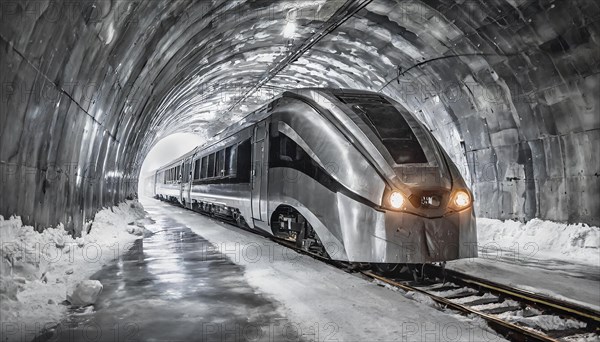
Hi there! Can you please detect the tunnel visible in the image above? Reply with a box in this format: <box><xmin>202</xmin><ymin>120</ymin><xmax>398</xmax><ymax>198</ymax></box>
<box><xmin>0</xmin><ymin>0</ymin><xmax>600</xmax><ymax>341</ymax></box>
<box><xmin>1</xmin><ymin>1</ymin><xmax>599</xmax><ymax>341</ymax></box>
<box><xmin>1</xmin><ymin>0</ymin><xmax>598</xmax><ymax>233</ymax></box>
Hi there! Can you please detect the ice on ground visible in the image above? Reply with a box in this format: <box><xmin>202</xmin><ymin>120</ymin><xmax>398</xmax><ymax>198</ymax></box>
<box><xmin>144</xmin><ymin>200</ymin><xmax>506</xmax><ymax>342</ymax></box>
<box><xmin>0</xmin><ymin>200</ymin><xmax>147</xmax><ymax>341</ymax></box>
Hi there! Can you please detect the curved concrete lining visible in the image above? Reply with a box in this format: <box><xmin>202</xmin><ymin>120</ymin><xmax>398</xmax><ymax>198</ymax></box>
<box><xmin>0</xmin><ymin>0</ymin><xmax>598</xmax><ymax>233</ymax></box>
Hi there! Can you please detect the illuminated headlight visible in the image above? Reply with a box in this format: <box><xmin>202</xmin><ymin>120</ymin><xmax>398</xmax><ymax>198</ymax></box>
<box><xmin>389</xmin><ymin>191</ymin><xmax>405</xmax><ymax>209</ymax></box>
<box><xmin>453</xmin><ymin>190</ymin><xmax>471</xmax><ymax>208</ymax></box>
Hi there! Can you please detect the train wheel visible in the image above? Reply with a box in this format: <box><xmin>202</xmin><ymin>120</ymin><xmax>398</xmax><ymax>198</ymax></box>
<box><xmin>372</xmin><ymin>263</ymin><xmax>401</xmax><ymax>276</ymax></box>
<box><xmin>271</xmin><ymin>205</ymin><xmax>329</xmax><ymax>259</ymax></box>
<box><xmin>233</xmin><ymin>211</ymin><xmax>245</xmax><ymax>228</ymax></box>
<box><xmin>236</xmin><ymin>215</ymin><xmax>248</xmax><ymax>228</ymax></box>
<box><xmin>295</xmin><ymin>224</ymin><xmax>306</xmax><ymax>249</ymax></box>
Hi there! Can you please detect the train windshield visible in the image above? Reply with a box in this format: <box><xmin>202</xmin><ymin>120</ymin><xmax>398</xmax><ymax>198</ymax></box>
<box><xmin>336</xmin><ymin>94</ymin><xmax>428</xmax><ymax>164</ymax></box>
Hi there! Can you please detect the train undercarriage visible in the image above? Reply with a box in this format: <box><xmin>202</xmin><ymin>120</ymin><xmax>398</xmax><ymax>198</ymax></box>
<box><xmin>154</xmin><ymin>195</ymin><xmax>437</xmax><ymax>281</ymax></box>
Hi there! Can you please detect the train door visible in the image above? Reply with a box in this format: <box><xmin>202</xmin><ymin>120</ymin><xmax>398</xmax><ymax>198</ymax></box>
<box><xmin>251</xmin><ymin>121</ymin><xmax>268</xmax><ymax>224</ymax></box>
<box><xmin>153</xmin><ymin>171</ymin><xmax>158</xmax><ymax>197</ymax></box>
<box><xmin>180</xmin><ymin>158</ymin><xmax>191</xmax><ymax>208</ymax></box>
<box><xmin>178</xmin><ymin>160</ymin><xmax>184</xmax><ymax>205</ymax></box>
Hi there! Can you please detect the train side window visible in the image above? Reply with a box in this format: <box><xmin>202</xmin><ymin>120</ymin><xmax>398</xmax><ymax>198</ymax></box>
<box><xmin>280</xmin><ymin>135</ymin><xmax>297</xmax><ymax>162</ymax></box>
<box><xmin>188</xmin><ymin>162</ymin><xmax>191</xmax><ymax>181</ymax></box>
<box><xmin>236</xmin><ymin>139</ymin><xmax>251</xmax><ymax>182</ymax></box>
<box><xmin>208</xmin><ymin>154</ymin><xmax>216</xmax><ymax>178</ymax></box>
<box><xmin>193</xmin><ymin>159</ymin><xmax>201</xmax><ymax>180</ymax></box>
<box><xmin>271</xmin><ymin>134</ymin><xmax>300</xmax><ymax>164</ymax></box>
<box><xmin>225</xmin><ymin>145</ymin><xmax>237</xmax><ymax>177</ymax></box>
<box><xmin>201</xmin><ymin>156</ymin><xmax>208</xmax><ymax>179</ymax></box>
<box><xmin>270</xmin><ymin>132</ymin><xmax>321</xmax><ymax>180</ymax></box>
<box><xmin>216</xmin><ymin>150</ymin><xmax>225</xmax><ymax>177</ymax></box>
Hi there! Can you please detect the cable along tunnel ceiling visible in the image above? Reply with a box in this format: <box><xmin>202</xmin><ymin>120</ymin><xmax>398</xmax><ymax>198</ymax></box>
<box><xmin>0</xmin><ymin>0</ymin><xmax>598</xmax><ymax>233</ymax></box>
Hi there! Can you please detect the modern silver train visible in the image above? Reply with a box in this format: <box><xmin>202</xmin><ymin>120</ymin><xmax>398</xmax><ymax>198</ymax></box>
<box><xmin>150</xmin><ymin>88</ymin><xmax>477</xmax><ymax>265</ymax></box>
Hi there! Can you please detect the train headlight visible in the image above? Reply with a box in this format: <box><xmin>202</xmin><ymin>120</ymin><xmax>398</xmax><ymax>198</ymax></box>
<box><xmin>452</xmin><ymin>190</ymin><xmax>471</xmax><ymax>209</ymax></box>
<box><xmin>389</xmin><ymin>191</ymin><xmax>405</xmax><ymax>209</ymax></box>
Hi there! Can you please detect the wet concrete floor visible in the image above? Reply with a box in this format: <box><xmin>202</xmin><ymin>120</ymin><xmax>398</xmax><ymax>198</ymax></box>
<box><xmin>37</xmin><ymin>215</ymin><xmax>302</xmax><ymax>342</ymax></box>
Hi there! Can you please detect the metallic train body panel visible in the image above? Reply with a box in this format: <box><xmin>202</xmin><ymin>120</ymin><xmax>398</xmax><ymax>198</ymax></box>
<box><xmin>336</xmin><ymin>193</ymin><xmax>477</xmax><ymax>263</ymax></box>
<box><xmin>271</xmin><ymin>97</ymin><xmax>386</xmax><ymax>205</ymax></box>
<box><xmin>153</xmin><ymin>89</ymin><xmax>478</xmax><ymax>263</ymax></box>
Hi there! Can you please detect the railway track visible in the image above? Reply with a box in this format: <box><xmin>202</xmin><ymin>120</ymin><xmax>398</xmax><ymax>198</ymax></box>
<box><xmin>362</xmin><ymin>268</ymin><xmax>599</xmax><ymax>342</ymax></box>
<box><xmin>272</xmin><ymin>237</ymin><xmax>599</xmax><ymax>342</ymax></box>
<box><xmin>164</xmin><ymin>200</ymin><xmax>600</xmax><ymax>342</ymax></box>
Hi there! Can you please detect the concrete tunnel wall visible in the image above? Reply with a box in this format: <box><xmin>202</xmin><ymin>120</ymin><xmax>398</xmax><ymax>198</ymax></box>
<box><xmin>0</xmin><ymin>0</ymin><xmax>598</xmax><ymax>235</ymax></box>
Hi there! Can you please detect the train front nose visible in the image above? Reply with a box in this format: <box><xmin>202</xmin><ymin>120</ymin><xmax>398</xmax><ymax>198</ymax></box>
<box><xmin>381</xmin><ymin>209</ymin><xmax>478</xmax><ymax>263</ymax></box>
<box><xmin>336</xmin><ymin>192</ymin><xmax>478</xmax><ymax>264</ymax></box>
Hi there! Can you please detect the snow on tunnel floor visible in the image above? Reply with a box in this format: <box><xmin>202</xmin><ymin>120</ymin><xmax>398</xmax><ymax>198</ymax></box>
<box><xmin>37</xmin><ymin>214</ymin><xmax>300</xmax><ymax>342</ymax></box>
<box><xmin>0</xmin><ymin>201</ymin><xmax>148</xmax><ymax>342</ymax></box>
<box><xmin>448</xmin><ymin>218</ymin><xmax>600</xmax><ymax>312</ymax></box>
<box><xmin>3</xmin><ymin>197</ymin><xmax>596</xmax><ymax>342</ymax></box>
<box><xmin>137</xmin><ymin>199</ymin><xmax>505</xmax><ymax>342</ymax></box>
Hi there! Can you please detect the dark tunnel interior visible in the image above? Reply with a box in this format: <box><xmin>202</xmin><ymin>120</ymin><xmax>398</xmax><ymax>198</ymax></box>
<box><xmin>0</xmin><ymin>0</ymin><xmax>599</xmax><ymax>234</ymax></box>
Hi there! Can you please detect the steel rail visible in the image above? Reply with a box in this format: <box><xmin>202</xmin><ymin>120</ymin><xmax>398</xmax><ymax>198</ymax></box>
<box><xmin>425</xmin><ymin>265</ymin><xmax>600</xmax><ymax>325</ymax></box>
<box><xmin>268</xmin><ymin>238</ymin><xmax>599</xmax><ymax>341</ymax></box>
<box><xmin>361</xmin><ymin>270</ymin><xmax>559</xmax><ymax>342</ymax></box>
<box><xmin>265</xmin><ymin>235</ymin><xmax>597</xmax><ymax>341</ymax></box>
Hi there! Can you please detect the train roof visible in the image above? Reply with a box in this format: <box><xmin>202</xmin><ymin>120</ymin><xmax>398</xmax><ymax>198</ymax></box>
<box><xmin>153</xmin><ymin>88</ymin><xmax>385</xmax><ymax>173</ymax></box>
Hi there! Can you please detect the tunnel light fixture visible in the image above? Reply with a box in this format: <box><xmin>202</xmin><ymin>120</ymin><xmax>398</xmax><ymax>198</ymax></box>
<box><xmin>389</xmin><ymin>191</ymin><xmax>405</xmax><ymax>209</ymax></box>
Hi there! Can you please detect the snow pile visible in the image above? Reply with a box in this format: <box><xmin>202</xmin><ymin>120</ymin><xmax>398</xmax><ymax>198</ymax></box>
<box><xmin>476</xmin><ymin>218</ymin><xmax>600</xmax><ymax>265</ymax></box>
<box><xmin>67</xmin><ymin>280</ymin><xmax>103</xmax><ymax>307</ymax></box>
<box><xmin>0</xmin><ymin>200</ymin><xmax>147</xmax><ymax>341</ymax></box>
<box><xmin>470</xmin><ymin>299</ymin><xmax>521</xmax><ymax>311</ymax></box>
<box><xmin>498</xmin><ymin>311</ymin><xmax>586</xmax><ymax>331</ymax></box>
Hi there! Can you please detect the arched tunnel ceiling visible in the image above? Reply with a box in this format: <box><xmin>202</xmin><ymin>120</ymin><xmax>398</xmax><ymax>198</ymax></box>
<box><xmin>0</xmin><ymin>0</ymin><xmax>598</xmax><ymax>233</ymax></box>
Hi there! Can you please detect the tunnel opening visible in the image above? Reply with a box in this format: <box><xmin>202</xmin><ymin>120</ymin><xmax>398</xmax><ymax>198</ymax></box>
<box><xmin>137</xmin><ymin>133</ymin><xmax>205</xmax><ymax>200</ymax></box>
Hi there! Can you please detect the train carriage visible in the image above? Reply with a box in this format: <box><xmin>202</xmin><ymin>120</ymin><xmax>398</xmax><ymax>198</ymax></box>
<box><xmin>152</xmin><ymin>88</ymin><xmax>478</xmax><ymax>265</ymax></box>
